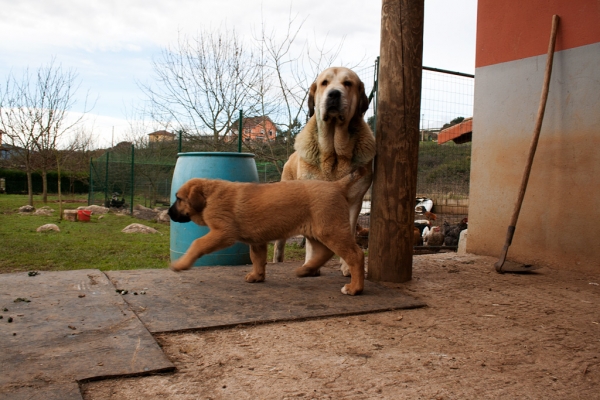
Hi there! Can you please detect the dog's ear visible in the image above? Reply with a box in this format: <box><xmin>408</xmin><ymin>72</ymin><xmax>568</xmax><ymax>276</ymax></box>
<box><xmin>356</xmin><ymin>81</ymin><xmax>370</xmax><ymax>117</ymax></box>
<box><xmin>188</xmin><ymin>185</ymin><xmax>207</xmax><ymax>212</ymax></box>
<box><xmin>307</xmin><ymin>81</ymin><xmax>317</xmax><ymax>118</ymax></box>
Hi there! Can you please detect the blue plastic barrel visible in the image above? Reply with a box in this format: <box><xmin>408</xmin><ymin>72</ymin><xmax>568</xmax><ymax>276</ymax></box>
<box><xmin>170</xmin><ymin>152</ymin><xmax>259</xmax><ymax>266</ymax></box>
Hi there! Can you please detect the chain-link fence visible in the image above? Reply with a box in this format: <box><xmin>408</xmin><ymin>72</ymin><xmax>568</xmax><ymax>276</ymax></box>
<box><xmin>88</xmin><ymin>142</ymin><xmax>178</xmax><ymax>211</ymax></box>
<box><xmin>359</xmin><ymin>65</ymin><xmax>473</xmax><ymax>222</ymax></box>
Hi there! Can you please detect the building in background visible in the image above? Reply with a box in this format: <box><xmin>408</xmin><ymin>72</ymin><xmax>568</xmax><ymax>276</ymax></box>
<box><xmin>148</xmin><ymin>130</ymin><xmax>176</xmax><ymax>143</ymax></box>
<box><xmin>229</xmin><ymin>116</ymin><xmax>277</xmax><ymax>142</ymax></box>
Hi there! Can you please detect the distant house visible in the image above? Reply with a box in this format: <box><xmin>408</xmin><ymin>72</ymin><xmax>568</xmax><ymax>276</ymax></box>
<box><xmin>0</xmin><ymin>130</ymin><xmax>23</xmax><ymax>161</ymax></box>
<box><xmin>229</xmin><ymin>116</ymin><xmax>277</xmax><ymax>142</ymax></box>
<box><xmin>148</xmin><ymin>130</ymin><xmax>176</xmax><ymax>142</ymax></box>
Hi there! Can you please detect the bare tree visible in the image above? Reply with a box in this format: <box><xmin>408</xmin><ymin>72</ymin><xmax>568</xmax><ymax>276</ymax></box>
<box><xmin>0</xmin><ymin>59</ymin><xmax>89</xmax><ymax>206</ymax></box>
<box><xmin>35</xmin><ymin>60</ymin><xmax>90</xmax><ymax>203</ymax></box>
<box><xmin>55</xmin><ymin>127</ymin><xmax>95</xmax><ymax>218</ymax></box>
<box><xmin>247</xmin><ymin>10</ymin><xmax>347</xmax><ymax>170</ymax></box>
<box><xmin>0</xmin><ymin>69</ymin><xmax>43</xmax><ymax>205</ymax></box>
<box><xmin>141</xmin><ymin>28</ymin><xmax>262</xmax><ymax>148</ymax></box>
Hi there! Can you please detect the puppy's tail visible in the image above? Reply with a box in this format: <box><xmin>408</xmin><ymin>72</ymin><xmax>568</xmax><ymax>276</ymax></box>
<box><xmin>338</xmin><ymin>166</ymin><xmax>369</xmax><ymax>196</ymax></box>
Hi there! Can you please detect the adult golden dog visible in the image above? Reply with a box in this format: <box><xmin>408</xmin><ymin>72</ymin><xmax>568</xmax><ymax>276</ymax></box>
<box><xmin>273</xmin><ymin>67</ymin><xmax>376</xmax><ymax>277</ymax></box>
<box><xmin>168</xmin><ymin>169</ymin><xmax>368</xmax><ymax>295</ymax></box>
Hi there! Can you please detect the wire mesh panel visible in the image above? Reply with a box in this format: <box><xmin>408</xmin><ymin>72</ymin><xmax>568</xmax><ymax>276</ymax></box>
<box><xmin>420</xmin><ymin>67</ymin><xmax>474</xmax><ymax>134</ymax></box>
<box><xmin>418</xmin><ymin>67</ymin><xmax>473</xmax><ymax>223</ymax></box>
<box><xmin>354</xmin><ymin>61</ymin><xmax>379</xmax><ymax>133</ymax></box>
<box><xmin>358</xmin><ymin>65</ymin><xmax>474</xmax><ymax>248</ymax></box>
<box><xmin>89</xmin><ymin>143</ymin><xmax>177</xmax><ymax>210</ymax></box>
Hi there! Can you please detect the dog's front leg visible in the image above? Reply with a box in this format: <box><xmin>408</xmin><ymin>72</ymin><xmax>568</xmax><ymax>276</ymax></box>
<box><xmin>170</xmin><ymin>232</ymin><xmax>234</xmax><ymax>271</ymax></box>
<box><xmin>340</xmin><ymin>200</ymin><xmax>363</xmax><ymax>276</ymax></box>
<box><xmin>340</xmin><ymin>246</ymin><xmax>365</xmax><ymax>296</ymax></box>
<box><xmin>246</xmin><ymin>243</ymin><xmax>268</xmax><ymax>282</ymax></box>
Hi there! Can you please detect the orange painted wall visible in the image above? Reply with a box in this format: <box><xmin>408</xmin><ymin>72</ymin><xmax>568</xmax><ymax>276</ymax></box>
<box><xmin>476</xmin><ymin>0</ymin><xmax>600</xmax><ymax>67</ymax></box>
<box><xmin>469</xmin><ymin>0</ymin><xmax>600</xmax><ymax>272</ymax></box>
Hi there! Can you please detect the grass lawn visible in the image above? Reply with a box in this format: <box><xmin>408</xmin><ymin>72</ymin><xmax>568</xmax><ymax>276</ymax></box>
<box><xmin>0</xmin><ymin>194</ymin><xmax>306</xmax><ymax>274</ymax></box>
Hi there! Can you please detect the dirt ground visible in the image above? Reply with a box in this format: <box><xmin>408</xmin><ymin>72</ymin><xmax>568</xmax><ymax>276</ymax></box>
<box><xmin>82</xmin><ymin>253</ymin><xmax>599</xmax><ymax>399</ymax></box>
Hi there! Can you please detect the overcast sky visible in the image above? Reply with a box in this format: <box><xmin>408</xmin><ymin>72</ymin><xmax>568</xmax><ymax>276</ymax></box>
<box><xmin>1</xmin><ymin>0</ymin><xmax>477</xmax><ymax>148</ymax></box>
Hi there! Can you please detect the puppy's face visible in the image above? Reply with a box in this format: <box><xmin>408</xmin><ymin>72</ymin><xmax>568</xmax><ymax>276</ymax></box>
<box><xmin>168</xmin><ymin>179</ymin><xmax>207</xmax><ymax>223</ymax></box>
<box><xmin>308</xmin><ymin>67</ymin><xmax>369</xmax><ymax>124</ymax></box>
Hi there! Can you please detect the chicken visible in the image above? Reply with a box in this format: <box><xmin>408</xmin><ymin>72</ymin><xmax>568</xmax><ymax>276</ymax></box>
<box><xmin>424</xmin><ymin>211</ymin><xmax>437</xmax><ymax>221</ymax></box>
<box><xmin>425</xmin><ymin>226</ymin><xmax>445</xmax><ymax>247</ymax></box>
<box><xmin>355</xmin><ymin>223</ymin><xmax>370</xmax><ymax>249</ymax></box>
<box><xmin>443</xmin><ymin>218</ymin><xmax>468</xmax><ymax>246</ymax></box>
<box><xmin>413</xmin><ymin>227</ymin><xmax>423</xmax><ymax>246</ymax></box>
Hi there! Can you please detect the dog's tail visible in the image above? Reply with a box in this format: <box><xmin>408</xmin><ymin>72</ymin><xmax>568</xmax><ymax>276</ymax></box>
<box><xmin>337</xmin><ymin>166</ymin><xmax>369</xmax><ymax>197</ymax></box>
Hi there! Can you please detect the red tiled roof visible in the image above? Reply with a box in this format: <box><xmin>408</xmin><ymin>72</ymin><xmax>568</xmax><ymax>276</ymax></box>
<box><xmin>438</xmin><ymin>118</ymin><xmax>472</xmax><ymax>145</ymax></box>
<box><xmin>148</xmin><ymin>130</ymin><xmax>175</xmax><ymax>137</ymax></box>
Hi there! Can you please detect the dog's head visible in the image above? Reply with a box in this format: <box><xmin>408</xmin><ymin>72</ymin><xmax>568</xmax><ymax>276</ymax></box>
<box><xmin>168</xmin><ymin>179</ymin><xmax>207</xmax><ymax>223</ymax></box>
<box><xmin>308</xmin><ymin>67</ymin><xmax>369</xmax><ymax>125</ymax></box>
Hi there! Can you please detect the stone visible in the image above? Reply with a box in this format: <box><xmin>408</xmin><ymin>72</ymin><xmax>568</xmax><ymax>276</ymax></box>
<box><xmin>132</xmin><ymin>205</ymin><xmax>160</xmax><ymax>221</ymax></box>
<box><xmin>157</xmin><ymin>210</ymin><xmax>170</xmax><ymax>224</ymax></box>
<box><xmin>37</xmin><ymin>224</ymin><xmax>60</xmax><ymax>233</ymax></box>
<box><xmin>121</xmin><ymin>223</ymin><xmax>160</xmax><ymax>234</ymax></box>
<box><xmin>34</xmin><ymin>207</ymin><xmax>55</xmax><ymax>216</ymax></box>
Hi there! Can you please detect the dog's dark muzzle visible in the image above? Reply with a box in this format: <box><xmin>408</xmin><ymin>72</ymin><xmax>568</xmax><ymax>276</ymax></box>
<box><xmin>168</xmin><ymin>203</ymin><xmax>191</xmax><ymax>223</ymax></box>
<box><xmin>326</xmin><ymin>89</ymin><xmax>342</xmax><ymax>112</ymax></box>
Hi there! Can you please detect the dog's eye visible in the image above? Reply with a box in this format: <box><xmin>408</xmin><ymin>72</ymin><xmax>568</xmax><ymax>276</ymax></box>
<box><xmin>321</xmin><ymin>80</ymin><xmax>328</xmax><ymax>86</ymax></box>
<box><xmin>343</xmin><ymin>81</ymin><xmax>353</xmax><ymax>87</ymax></box>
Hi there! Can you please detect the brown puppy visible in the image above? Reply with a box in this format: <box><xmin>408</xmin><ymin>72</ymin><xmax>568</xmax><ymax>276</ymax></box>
<box><xmin>273</xmin><ymin>67</ymin><xmax>376</xmax><ymax>277</ymax></box>
<box><xmin>168</xmin><ymin>169</ymin><xmax>368</xmax><ymax>295</ymax></box>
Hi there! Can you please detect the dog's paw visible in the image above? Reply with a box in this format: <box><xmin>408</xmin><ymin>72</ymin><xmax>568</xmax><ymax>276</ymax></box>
<box><xmin>341</xmin><ymin>284</ymin><xmax>363</xmax><ymax>296</ymax></box>
<box><xmin>245</xmin><ymin>272</ymin><xmax>265</xmax><ymax>283</ymax></box>
<box><xmin>170</xmin><ymin>261</ymin><xmax>192</xmax><ymax>272</ymax></box>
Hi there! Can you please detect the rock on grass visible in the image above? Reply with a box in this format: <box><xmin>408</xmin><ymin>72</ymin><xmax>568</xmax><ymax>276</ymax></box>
<box><xmin>37</xmin><ymin>224</ymin><xmax>60</xmax><ymax>233</ymax></box>
<box><xmin>121</xmin><ymin>223</ymin><xmax>160</xmax><ymax>234</ymax></box>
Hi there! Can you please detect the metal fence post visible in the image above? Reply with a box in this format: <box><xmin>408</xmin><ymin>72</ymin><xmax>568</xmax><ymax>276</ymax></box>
<box><xmin>104</xmin><ymin>151</ymin><xmax>110</xmax><ymax>207</ymax></box>
<box><xmin>130</xmin><ymin>144</ymin><xmax>135</xmax><ymax>215</ymax></box>
<box><xmin>238</xmin><ymin>109</ymin><xmax>243</xmax><ymax>153</ymax></box>
<box><xmin>88</xmin><ymin>157</ymin><xmax>93</xmax><ymax>205</ymax></box>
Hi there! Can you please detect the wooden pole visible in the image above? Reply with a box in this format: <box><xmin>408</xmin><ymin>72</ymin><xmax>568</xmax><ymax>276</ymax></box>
<box><xmin>368</xmin><ymin>0</ymin><xmax>424</xmax><ymax>283</ymax></box>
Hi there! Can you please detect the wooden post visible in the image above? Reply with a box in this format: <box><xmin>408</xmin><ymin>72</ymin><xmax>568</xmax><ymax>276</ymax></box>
<box><xmin>368</xmin><ymin>0</ymin><xmax>424</xmax><ymax>283</ymax></box>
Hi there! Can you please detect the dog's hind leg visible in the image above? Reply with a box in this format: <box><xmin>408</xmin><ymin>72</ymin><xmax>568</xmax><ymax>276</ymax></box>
<box><xmin>246</xmin><ymin>243</ymin><xmax>268</xmax><ymax>283</ymax></box>
<box><xmin>273</xmin><ymin>238</ymin><xmax>286</xmax><ymax>262</ymax></box>
<box><xmin>295</xmin><ymin>239</ymin><xmax>334</xmax><ymax>277</ymax></box>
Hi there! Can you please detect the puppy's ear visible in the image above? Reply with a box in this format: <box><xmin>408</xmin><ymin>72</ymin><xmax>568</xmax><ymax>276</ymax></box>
<box><xmin>188</xmin><ymin>185</ymin><xmax>207</xmax><ymax>212</ymax></box>
<box><xmin>307</xmin><ymin>82</ymin><xmax>317</xmax><ymax>118</ymax></box>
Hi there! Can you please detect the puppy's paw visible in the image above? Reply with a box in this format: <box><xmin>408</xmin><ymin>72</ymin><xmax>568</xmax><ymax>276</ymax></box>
<box><xmin>295</xmin><ymin>266</ymin><xmax>321</xmax><ymax>277</ymax></box>
<box><xmin>245</xmin><ymin>272</ymin><xmax>265</xmax><ymax>283</ymax></box>
<box><xmin>170</xmin><ymin>260</ymin><xmax>192</xmax><ymax>272</ymax></box>
<box><xmin>341</xmin><ymin>284</ymin><xmax>363</xmax><ymax>296</ymax></box>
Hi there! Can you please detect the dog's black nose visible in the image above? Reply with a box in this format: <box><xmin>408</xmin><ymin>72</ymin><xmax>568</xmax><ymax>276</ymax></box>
<box><xmin>327</xmin><ymin>89</ymin><xmax>341</xmax><ymax>100</ymax></box>
<box><xmin>168</xmin><ymin>203</ymin><xmax>191</xmax><ymax>223</ymax></box>
<box><xmin>325</xmin><ymin>89</ymin><xmax>342</xmax><ymax>113</ymax></box>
